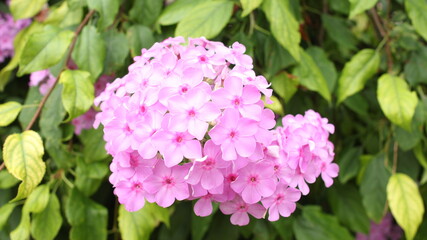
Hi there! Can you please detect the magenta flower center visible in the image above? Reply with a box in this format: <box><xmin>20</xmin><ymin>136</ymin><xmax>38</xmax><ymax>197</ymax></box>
<box><xmin>188</xmin><ymin>109</ymin><xmax>196</xmax><ymax>117</ymax></box>
<box><xmin>163</xmin><ymin>177</ymin><xmax>175</xmax><ymax>187</ymax></box>
<box><xmin>232</xmin><ymin>97</ymin><xmax>241</xmax><ymax>106</ymax></box>
<box><xmin>229</xmin><ymin>130</ymin><xmax>237</xmax><ymax>138</ymax></box>
<box><xmin>248</xmin><ymin>174</ymin><xmax>259</xmax><ymax>185</ymax></box>
<box><xmin>202</xmin><ymin>158</ymin><xmax>215</xmax><ymax>170</ymax></box>
<box><xmin>237</xmin><ymin>203</ymin><xmax>248</xmax><ymax>212</ymax></box>
<box><xmin>198</xmin><ymin>55</ymin><xmax>207</xmax><ymax>63</ymax></box>
<box><xmin>132</xmin><ymin>183</ymin><xmax>143</xmax><ymax>191</ymax></box>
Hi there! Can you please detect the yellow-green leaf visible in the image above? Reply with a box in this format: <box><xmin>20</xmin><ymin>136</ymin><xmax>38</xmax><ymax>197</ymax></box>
<box><xmin>23</xmin><ymin>184</ymin><xmax>50</xmax><ymax>213</ymax></box>
<box><xmin>59</xmin><ymin>70</ymin><xmax>94</xmax><ymax>121</ymax></box>
<box><xmin>3</xmin><ymin>130</ymin><xmax>45</xmax><ymax>201</ymax></box>
<box><xmin>263</xmin><ymin>0</ymin><xmax>301</xmax><ymax>61</ymax></box>
<box><xmin>10</xmin><ymin>0</ymin><xmax>47</xmax><ymax>19</ymax></box>
<box><xmin>387</xmin><ymin>173</ymin><xmax>424</xmax><ymax>240</ymax></box>
<box><xmin>0</xmin><ymin>203</ymin><xmax>16</xmax><ymax>230</ymax></box>
<box><xmin>377</xmin><ymin>74</ymin><xmax>418</xmax><ymax>131</ymax></box>
<box><xmin>175</xmin><ymin>0</ymin><xmax>234</xmax><ymax>39</ymax></box>
<box><xmin>31</xmin><ymin>194</ymin><xmax>63</xmax><ymax>240</ymax></box>
<box><xmin>240</xmin><ymin>0</ymin><xmax>263</xmax><ymax>17</ymax></box>
<box><xmin>10</xmin><ymin>211</ymin><xmax>30</xmax><ymax>240</ymax></box>
<box><xmin>0</xmin><ymin>101</ymin><xmax>22</xmax><ymax>127</ymax></box>
<box><xmin>337</xmin><ymin>49</ymin><xmax>380</xmax><ymax>104</ymax></box>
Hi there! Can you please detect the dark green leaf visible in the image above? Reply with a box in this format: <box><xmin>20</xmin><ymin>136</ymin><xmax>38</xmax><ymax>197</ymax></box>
<box><xmin>360</xmin><ymin>153</ymin><xmax>391</xmax><ymax>222</ymax></box>
<box><xmin>306</xmin><ymin>47</ymin><xmax>337</xmax><ymax>93</ymax></box>
<box><xmin>103</xmin><ymin>30</ymin><xmax>129</xmax><ymax>74</ymax></box>
<box><xmin>65</xmin><ymin>188</ymin><xmax>108</xmax><ymax>240</ymax></box>
<box><xmin>293</xmin><ymin>206</ymin><xmax>353</xmax><ymax>240</ymax></box>
<box><xmin>404</xmin><ymin>46</ymin><xmax>427</xmax><ymax>86</ymax></box>
<box><xmin>129</xmin><ymin>0</ymin><xmax>163</xmax><ymax>27</ymax></box>
<box><xmin>0</xmin><ymin>203</ymin><xmax>16</xmax><ymax>230</ymax></box>
<box><xmin>18</xmin><ymin>87</ymin><xmax>43</xmax><ymax>129</ymax></box>
<box><xmin>158</xmin><ymin>0</ymin><xmax>204</xmax><ymax>25</ymax></box>
<box><xmin>338</xmin><ymin>147</ymin><xmax>362</xmax><ymax>184</ymax></box>
<box><xmin>79</xmin><ymin>127</ymin><xmax>108</xmax><ymax>162</ymax></box>
<box><xmin>322</xmin><ymin>14</ymin><xmax>357</xmax><ymax>54</ymax></box>
<box><xmin>270</xmin><ymin>72</ymin><xmax>299</xmax><ymax>103</ymax></box>
<box><xmin>87</xmin><ymin>0</ymin><xmax>120</xmax><ymax>29</ymax></box>
<box><xmin>127</xmin><ymin>25</ymin><xmax>155</xmax><ymax>57</ymax></box>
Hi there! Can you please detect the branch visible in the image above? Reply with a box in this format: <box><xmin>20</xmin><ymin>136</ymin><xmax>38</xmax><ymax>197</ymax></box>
<box><xmin>0</xmin><ymin>162</ymin><xmax>4</xmax><ymax>171</ymax></box>
<box><xmin>25</xmin><ymin>10</ymin><xmax>96</xmax><ymax>131</ymax></box>
<box><xmin>370</xmin><ymin>7</ymin><xmax>393</xmax><ymax>73</ymax></box>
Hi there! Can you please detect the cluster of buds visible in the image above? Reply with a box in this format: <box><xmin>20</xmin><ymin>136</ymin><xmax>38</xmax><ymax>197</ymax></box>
<box><xmin>94</xmin><ymin>37</ymin><xmax>338</xmax><ymax>225</ymax></box>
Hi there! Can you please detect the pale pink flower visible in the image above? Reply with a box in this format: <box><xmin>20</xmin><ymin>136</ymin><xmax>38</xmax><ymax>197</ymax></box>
<box><xmin>219</xmin><ymin>197</ymin><xmax>266</xmax><ymax>226</ymax></box>
<box><xmin>261</xmin><ymin>183</ymin><xmax>301</xmax><ymax>221</ymax></box>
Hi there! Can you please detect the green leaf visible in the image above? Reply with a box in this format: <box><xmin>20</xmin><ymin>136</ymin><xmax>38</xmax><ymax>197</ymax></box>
<box><xmin>349</xmin><ymin>0</ymin><xmax>379</xmax><ymax>18</ymax></box>
<box><xmin>78</xmin><ymin>127</ymin><xmax>108</xmax><ymax>162</ymax></box>
<box><xmin>337</xmin><ymin>49</ymin><xmax>380</xmax><ymax>103</ymax></box>
<box><xmin>72</xmin><ymin>25</ymin><xmax>106</xmax><ymax>80</ymax></box>
<box><xmin>158</xmin><ymin>0</ymin><xmax>204</xmax><ymax>25</ymax></box>
<box><xmin>338</xmin><ymin>147</ymin><xmax>362</xmax><ymax>184</ymax></box>
<box><xmin>59</xmin><ymin>70</ymin><xmax>94</xmax><ymax>121</ymax></box>
<box><xmin>360</xmin><ymin>153</ymin><xmax>391</xmax><ymax>222</ymax></box>
<box><xmin>10</xmin><ymin>212</ymin><xmax>30</xmax><ymax>240</ymax></box>
<box><xmin>292</xmin><ymin>48</ymin><xmax>331</xmax><ymax>102</ymax></box>
<box><xmin>3</xmin><ymin>130</ymin><xmax>45</xmax><ymax>201</ymax></box>
<box><xmin>387</xmin><ymin>173</ymin><xmax>424</xmax><ymax>240</ymax></box>
<box><xmin>0</xmin><ymin>102</ymin><xmax>22</xmax><ymax>127</ymax></box>
<box><xmin>18</xmin><ymin>25</ymin><xmax>74</xmax><ymax>76</ymax></box>
<box><xmin>65</xmin><ymin>188</ymin><xmax>108</xmax><ymax>240</ymax></box>
<box><xmin>74</xmin><ymin>157</ymin><xmax>108</xmax><ymax>196</ymax></box>
<box><xmin>0</xmin><ymin>22</ymin><xmax>44</xmax><ymax>91</ymax></box>
<box><xmin>240</xmin><ymin>0</ymin><xmax>263</xmax><ymax>17</ymax></box>
<box><xmin>127</xmin><ymin>25</ymin><xmax>155</xmax><ymax>57</ymax></box>
<box><xmin>0</xmin><ymin>170</ymin><xmax>20</xmax><ymax>189</ymax></box>
<box><xmin>270</xmin><ymin>72</ymin><xmax>299</xmax><ymax>103</ymax></box>
<box><xmin>327</xmin><ymin>0</ymin><xmax>350</xmax><ymax>15</ymax></box>
<box><xmin>44</xmin><ymin>1</ymin><xmax>83</xmax><ymax>28</ymax></box>
<box><xmin>0</xmin><ymin>203</ymin><xmax>16</xmax><ymax>230</ymax></box>
<box><xmin>19</xmin><ymin>87</ymin><xmax>42</xmax><ymax>129</ymax></box>
<box><xmin>260</xmin><ymin>35</ymin><xmax>296</xmax><ymax>78</ymax></box>
<box><xmin>263</xmin><ymin>0</ymin><xmax>301</xmax><ymax>61</ymax></box>
<box><xmin>271</xmin><ymin>217</ymin><xmax>294</xmax><ymax>240</ymax></box>
<box><xmin>328</xmin><ymin>183</ymin><xmax>370</xmax><ymax>233</ymax></box>
<box><xmin>395</xmin><ymin>126</ymin><xmax>422</xmax><ymax>151</ymax></box>
<box><xmin>129</xmin><ymin>0</ymin><xmax>163</xmax><ymax>27</ymax></box>
<box><xmin>23</xmin><ymin>184</ymin><xmax>49</xmax><ymax>213</ymax></box>
<box><xmin>87</xmin><ymin>0</ymin><xmax>120</xmax><ymax>29</ymax></box>
<box><xmin>118</xmin><ymin>203</ymin><xmax>170</xmax><ymax>240</ymax></box>
<box><xmin>103</xmin><ymin>30</ymin><xmax>129</xmax><ymax>74</ymax></box>
<box><xmin>40</xmin><ymin>84</ymin><xmax>65</xmax><ymax>140</ymax></box>
<box><xmin>31</xmin><ymin>194</ymin><xmax>62</xmax><ymax>240</ymax></box>
<box><xmin>404</xmin><ymin>46</ymin><xmax>427</xmax><ymax>86</ymax></box>
<box><xmin>405</xmin><ymin>0</ymin><xmax>427</xmax><ymax>42</ymax></box>
<box><xmin>175</xmin><ymin>0</ymin><xmax>234</xmax><ymax>39</ymax></box>
<box><xmin>306</xmin><ymin>47</ymin><xmax>337</xmax><ymax>93</ymax></box>
<box><xmin>413</xmin><ymin>143</ymin><xmax>427</xmax><ymax>169</ymax></box>
<box><xmin>377</xmin><ymin>74</ymin><xmax>419</xmax><ymax>131</ymax></box>
<box><xmin>293</xmin><ymin>206</ymin><xmax>353</xmax><ymax>240</ymax></box>
<box><xmin>191</xmin><ymin>209</ymin><xmax>217</xmax><ymax>240</ymax></box>
<box><xmin>322</xmin><ymin>14</ymin><xmax>357</xmax><ymax>54</ymax></box>
<box><xmin>10</xmin><ymin>0</ymin><xmax>47</xmax><ymax>19</ymax></box>
<box><xmin>265</xmin><ymin>95</ymin><xmax>284</xmax><ymax>115</ymax></box>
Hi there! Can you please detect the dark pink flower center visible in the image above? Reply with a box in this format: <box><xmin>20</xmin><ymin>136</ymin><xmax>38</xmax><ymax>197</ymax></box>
<box><xmin>202</xmin><ymin>158</ymin><xmax>215</xmax><ymax>170</ymax></box>
<box><xmin>232</xmin><ymin>97</ymin><xmax>241</xmax><ymax>106</ymax></box>
<box><xmin>140</xmin><ymin>105</ymin><xmax>147</xmax><ymax>113</ymax></box>
<box><xmin>275</xmin><ymin>194</ymin><xmax>284</xmax><ymax>203</ymax></box>
<box><xmin>188</xmin><ymin>109</ymin><xmax>196</xmax><ymax>117</ymax></box>
<box><xmin>199</xmin><ymin>55</ymin><xmax>207</xmax><ymax>63</ymax></box>
<box><xmin>124</xmin><ymin>124</ymin><xmax>133</xmax><ymax>134</ymax></box>
<box><xmin>132</xmin><ymin>182</ymin><xmax>143</xmax><ymax>191</ymax></box>
<box><xmin>229</xmin><ymin>131</ymin><xmax>237</xmax><ymax>138</ymax></box>
<box><xmin>227</xmin><ymin>174</ymin><xmax>237</xmax><ymax>182</ymax></box>
<box><xmin>180</xmin><ymin>85</ymin><xmax>189</xmax><ymax>94</ymax></box>
<box><xmin>237</xmin><ymin>203</ymin><xmax>248</xmax><ymax>212</ymax></box>
<box><xmin>163</xmin><ymin>177</ymin><xmax>175</xmax><ymax>187</ymax></box>
<box><xmin>130</xmin><ymin>155</ymin><xmax>139</xmax><ymax>168</ymax></box>
<box><xmin>248</xmin><ymin>174</ymin><xmax>259</xmax><ymax>185</ymax></box>
<box><xmin>175</xmin><ymin>136</ymin><xmax>183</xmax><ymax>143</ymax></box>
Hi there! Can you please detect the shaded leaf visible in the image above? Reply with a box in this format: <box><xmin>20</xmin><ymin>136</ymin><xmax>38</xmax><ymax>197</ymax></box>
<box><xmin>158</xmin><ymin>0</ymin><xmax>204</xmax><ymax>25</ymax></box>
<box><xmin>338</xmin><ymin>147</ymin><xmax>362</xmax><ymax>184</ymax></box>
<box><xmin>103</xmin><ymin>30</ymin><xmax>129</xmax><ymax>74</ymax></box>
<box><xmin>306</xmin><ymin>46</ymin><xmax>337</xmax><ymax>92</ymax></box>
<box><xmin>87</xmin><ymin>0</ymin><xmax>120</xmax><ymax>29</ymax></box>
<box><xmin>127</xmin><ymin>25</ymin><xmax>155</xmax><ymax>57</ymax></box>
<box><xmin>0</xmin><ymin>203</ymin><xmax>16</xmax><ymax>230</ymax></box>
<box><xmin>129</xmin><ymin>0</ymin><xmax>163</xmax><ymax>27</ymax></box>
<box><xmin>31</xmin><ymin>194</ymin><xmax>62</xmax><ymax>240</ymax></box>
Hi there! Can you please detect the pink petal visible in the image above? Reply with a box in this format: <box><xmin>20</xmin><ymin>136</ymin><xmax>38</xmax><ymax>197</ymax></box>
<box><xmin>247</xmin><ymin>203</ymin><xmax>266</xmax><ymax>218</ymax></box>
<box><xmin>172</xmin><ymin>182</ymin><xmax>190</xmax><ymax>200</ymax></box>
<box><xmin>239</xmin><ymin>104</ymin><xmax>262</xmax><ymax>121</ymax></box>
<box><xmin>242</xmin><ymin>85</ymin><xmax>261</xmax><ymax>104</ymax></box>
<box><xmin>277</xmin><ymin>201</ymin><xmax>296</xmax><ymax>217</ymax></box>
<box><xmin>201</xmin><ymin>168</ymin><xmax>223</xmax><ymax>190</ymax></box>
<box><xmin>242</xmin><ymin>185</ymin><xmax>261</xmax><ymax>204</ymax></box>
<box><xmin>220</xmin><ymin>201</ymin><xmax>237</xmax><ymax>215</ymax></box>
<box><xmin>234</xmin><ymin>137</ymin><xmax>256</xmax><ymax>158</ymax></box>
<box><xmin>256</xmin><ymin>179</ymin><xmax>276</xmax><ymax>197</ymax></box>
<box><xmin>188</xmin><ymin>118</ymin><xmax>208</xmax><ymax>140</ymax></box>
<box><xmin>182</xmin><ymin>140</ymin><xmax>202</xmax><ymax>159</ymax></box>
<box><xmin>224</xmin><ymin>76</ymin><xmax>243</xmax><ymax>96</ymax></box>
<box><xmin>230</xmin><ymin>212</ymin><xmax>250</xmax><ymax>226</ymax></box>
<box><xmin>267</xmin><ymin>205</ymin><xmax>280</xmax><ymax>221</ymax></box>
<box><xmin>221</xmin><ymin>142</ymin><xmax>237</xmax><ymax>160</ymax></box>
<box><xmin>198</xmin><ymin>102</ymin><xmax>221</xmax><ymax>121</ymax></box>
<box><xmin>155</xmin><ymin>187</ymin><xmax>175</xmax><ymax>207</ymax></box>
<box><xmin>194</xmin><ymin>198</ymin><xmax>213</xmax><ymax>217</ymax></box>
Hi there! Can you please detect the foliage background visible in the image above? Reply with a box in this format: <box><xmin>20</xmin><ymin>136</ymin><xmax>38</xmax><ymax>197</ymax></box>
<box><xmin>0</xmin><ymin>0</ymin><xmax>427</xmax><ymax>239</ymax></box>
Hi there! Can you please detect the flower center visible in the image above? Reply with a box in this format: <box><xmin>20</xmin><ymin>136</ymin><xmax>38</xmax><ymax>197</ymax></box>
<box><xmin>229</xmin><ymin>131</ymin><xmax>237</xmax><ymax>138</ymax></box>
<box><xmin>202</xmin><ymin>158</ymin><xmax>215</xmax><ymax>170</ymax></box>
<box><xmin>163</xmin><ymin>177</ymin><xmax>175</xmax><ymax>187</ymax></box>
<box><xmin>188</xmin><ymin>109</ymin><xmax>196</xmax><ymax>117</ymax></box>
<box><xmin>199</xmin><ymin>55</ymin><xmax>207</xmax><ymax>63</ymax></box>
<box><xmin>232</xmin><ymin>97</ymin><xmax>241</xmax><ymax>106</ymax></box>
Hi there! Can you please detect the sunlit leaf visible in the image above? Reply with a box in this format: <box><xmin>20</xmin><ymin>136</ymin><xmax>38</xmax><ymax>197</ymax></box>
<box><xmin>0</xmin><ymin>101</ymin><xmax>22</xmax><ymax>127</ymax></box>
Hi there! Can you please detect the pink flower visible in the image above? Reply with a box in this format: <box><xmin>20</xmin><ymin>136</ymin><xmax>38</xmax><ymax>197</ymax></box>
<box><xmin>219</xmin><ymin>197</ymin><xmax>266</xmax><ymax>226</ymax></box>
<box><xmin>144</xmin><ymin>162</ymin><xmax>190</xmax><ymax>207</ymax></box>
<box><xmin>212</xmin><ymin>76</ymin><xmax>262</xmax><ymax>120</ymax></box>
<box><xmin>209</xmin><ymin>109</ymin><xmax>258</xmax><ymax>160</ymax></box>
<box><xmin>231</xmin><ymin>163</ymin><xmax>277</xmax><ymax>204</ymax></box>
<box><xmin>114</xmin><ymin>179</ymin><xmax>152</xmax><ymax>212</ymax></box>
<box><xmin>261</xmin><ymin>183</ymin><xmax>301</xmax><ymax>221</ymax></box>
<box><xmin>29</xmin><ymin>69</ymin><xmax>56</xmax><ymax>95</ymax></box>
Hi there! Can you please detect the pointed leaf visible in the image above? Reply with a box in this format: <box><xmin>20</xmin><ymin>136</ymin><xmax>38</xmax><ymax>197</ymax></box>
<box><xmin>405</xmin><ymin>0</ymin><xmax>427</xmax><ymax>42</ymax></box>
<box><xmin>360</xmin><ymin>153</ymin><xmax>391</xmax><ymax>222</ymax></box>
<box><xmin>337</xmin><ymin>49</ymin><xmax>380</xmax><ymax>103</ymax></box>
<box><xmin>118</xmin><ymin>203</ymin><xmax>170</xmax><ymax>240</ymax></box>
<box><xmin>349</xmin><ymin>0</ymin><xmax>379</xmax><ymax>18</ymax></box>
<box><xmin>87</xmin><ymin>0</ymin><xmax>120</xmax><ymax>29</ymax></box>
<box><xmin>10</xmin><ymin>0</ymin><xmax>47</xmax><ymax>19</ymax></box>
<box><xmin>18</xmin><ymin>25</ymin><xmax>74</xmax><ymax>76</ymax></box>
<box><xmin>270</xmin><ymin>72</ymin><xmax>299</xmax><ymax>103</ymax></box>
<box><xmin>377</xmin><ymin>74</ymin><xmax>418</xmax><ymax>131</ymax></box>
<box><xmin>293</xmin><ymin>206</ymin><xmax>353</xmax><ymax>240</ymax></box>
<box><xmin>0</xmin><ymin>102</ymin><xmax>22</xmax><ymax>127</ymax></box>
<box><xmin>158</xmin><ymin>0</ymin><xmax>204</xmax><ymax>25</ymax></box>
<box><xmin>292</xmin><ymin>48</ymin><xmax>331</xmax><ymax>102</ymax></box>
<box><xmin>31</xmin><ymin>194</ymin><xmax>62</xmax><ymax>240</ymax></box>
<box><xmin>59</xmin><ymin>70</ymin><xmax>94</xmax><ymax>121</ymax></box>
<box><xmin>263</xmin><ymin>0</ymin><xmax>300</xmax><ymax>61</ymax></box>
<box><xmin>175</xmin><ymin>0</ymin><xmax>234</xmax><ymax>39</ymax></box>
<box><xmin>72</xmin><ymin>25</ymin><xmax>106</xmax><ymax>80</ymax></box>
<box><xmin>387</xmin><ymin>173</ymin><xmax>424</xmax><ymax>240</ymax></box>
<box><xmin>3</xmin><ymin>130</ymin><xmax>45</xmax><ymax>201</ymax></box>
<box><xmin>240</xmin><ymin>0</ymin><xmax>263</xmax><ymax>17</ymax></box>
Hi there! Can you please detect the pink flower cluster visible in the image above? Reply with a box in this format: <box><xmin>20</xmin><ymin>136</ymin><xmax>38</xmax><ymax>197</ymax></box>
<box><xmin>0</xmin><ymin>13</ymin><xmax>30</xmax><ymax>63</ymax></box>
<box><xmin>94</xmin><ymin>37</ymin><xmax>338</xmax><ymax>226</ymax></box>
